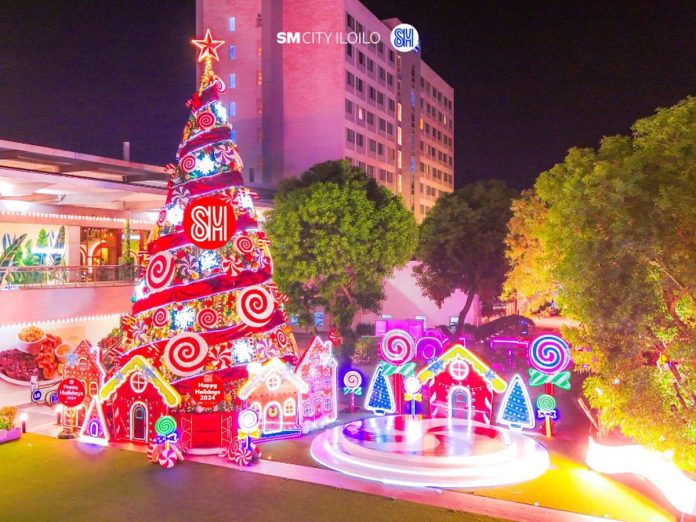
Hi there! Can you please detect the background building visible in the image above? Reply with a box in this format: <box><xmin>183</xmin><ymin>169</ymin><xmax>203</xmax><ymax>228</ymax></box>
<box><xmin>196</xmin><ymin>0</ymin><xmax>454</xmax><ymax>221</ymax></box>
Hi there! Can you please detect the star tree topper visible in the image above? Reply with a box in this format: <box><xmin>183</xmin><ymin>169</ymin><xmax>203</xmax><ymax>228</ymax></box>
<box><xmin>192</xmin><ymin>29</ymin><xmax>225</xmax><ymax>62</ymax></box>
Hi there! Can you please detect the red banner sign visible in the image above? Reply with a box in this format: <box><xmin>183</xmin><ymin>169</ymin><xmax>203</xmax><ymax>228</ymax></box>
<box><xmin>191</xmin><ymin>373</ymin><xmax>224</xmax><ymax>408</ymax></box>
<box><xmin>57</xmin><ymin>378</ymin><xmax>86</xmax><ymax>407</ymax></box>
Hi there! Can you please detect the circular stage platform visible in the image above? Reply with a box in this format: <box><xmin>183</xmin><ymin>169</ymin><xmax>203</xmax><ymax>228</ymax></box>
<box><xmin>311</xmin><ymin>415</ymin><xmax>549</xmax><ymax>488</ymax></box>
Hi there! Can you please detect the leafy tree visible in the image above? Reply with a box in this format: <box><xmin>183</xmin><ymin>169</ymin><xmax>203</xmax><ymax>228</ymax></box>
<box><xmin>504</xmin><ymin>97</ymin><xmax>696</xmax><ymax>470</ymax></box>
<box><xmin>413</xmin><ymin>179</ymin><xmax>517</xmax><ymax>339</ymax></box>
<box><xmin>264</xmin><ymin>160</ymin><xmax>417</xmax><ymax>336</ymax></box>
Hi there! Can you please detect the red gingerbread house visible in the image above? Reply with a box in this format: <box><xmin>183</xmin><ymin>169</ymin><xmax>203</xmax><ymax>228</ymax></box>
<box><xmin>238</xmin><ymin>358</ymin><xmax>308</xmax><ymax>438</ymax></box>
<box><xmin>295</xmin><ymin>337</ymin><xmax>337</xmax><ymax>433</ymax></box>
<box><xmin>99</xmin><ymin>355</ymin><xmax>181</xmax><ymax>444</ymax></box>
<box><xmin>417</xmin><ymin>344</ymin><xmax>507</xmax><ymax>424</ymax></box>
<box><xmin>61</xmin><ymin>340</ymin><xmax>106</xmax><ymax>427</ymax></box>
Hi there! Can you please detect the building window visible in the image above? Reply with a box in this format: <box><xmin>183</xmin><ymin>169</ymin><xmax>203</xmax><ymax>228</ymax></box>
<box><xmin>366</xmin><ymin>164</ymin><xmax>375</xmax><ymax>177</ymax></box>
<box><xmin>357</xmin><ymin>107</ymin><xmax>364</xmax><ymax>120</ymax></box>
<box><xmin>346</xmin><ymin>71</ymin><xmax>354</xmax><ymax>87</ymax></box>
<box><xmin>345</xmin><ymin>99</ymin><xmax>353</xmax><ymax>114</ymax></box>
<box><xmin>231</xmin><ymin>129</ymin><xmax>237</xmax><ymax>142</ymax></box>
<box><xmin>367</xmin><ymin>58</ymin><xmax>374</xmax><ymax>72</ymax></box>
<box><xmin>388</xmin><ymin>99</ymin><xmax>395</xmax><ymax>112</ymax></box>
<box><xmin>379</xmin><ymin>118</ymin><xmax>386</xmax><ymax>131</ymax></box>
<box><xmin>228</xmin><ymin>16</ymin><xmax>236</xmax><ymax>31</ymax></box>
<box><xmin>369</xmin><ymin>139</ymin><xmax>376</xmax><ymax>152</ymax></box>
<box><xmin>346</xmin><ymin>43</ymin><xmax>353</xmax><ymax>57</ymax></box>
<box><xmin>356</xmin><ymin>78</ymin><xmax>364</xmax><ymax>93</ymax></box>
<box><xmin>249</xmin><ymin>167</ymin><xmax>255</xmax><ymax>183</ymax></box>
<box><xmin>229</xmin><ymin>45</ymin><xmax>236</xmax><ymax>60</ymax></box>
<box><xmin>387</xmin><ymin>73</ymin><xmax>393</xmax><ymax>86</ymax></box>
<box><xmin>229</xmin><ymin>102</ymin><xmax>236</xmax><ymax>117</ymax></box>
<box><xmin>130</xmin><ymin>372</ymin><xmax>148</xmax><ymax>393</ymax></box>
<box><xmin>228</xmin><ymin>73</ymin><xmax>236</xmax><ymax>89</ymax></box>
<box><xmin>257</xmin><ymin>71</ymin><xmax>262</xmax><ymax>85</ymax></box>
<box><xmin>389</xmin><ymin>49</ymin><xmax>395</xmax><ymax>62</ymax></box>
<box><xmin>358</xmin><ymin>51</ymin><xmax>365</xmax><ymax>66</ymax></box>
<box><xmin>356</xmin><ymin>133</ymin><xmax>364</xmax><ymax>147</ymax></box>
<box><xmin>346</xmin><ymin>128</ymin><xmax>355</xmax><ymax>143</ymax></box>
<box><xmin>368</xmin><ymin>86</ymin><xmax>376</xmax><ymax>100</ymax></box>
<box><xmin>379</xmin><ymin>67</ymin><xmax>385</xmax><ymax>81</ymax></box>
<box><xmin>366</xmin><ymin>111</ymin><xmax>374</xmax><ymax>125</ymax></box>
<box><xmin>377</xmin><ymin>143</ymin><xmax>384</xmax><ymax>156</ymax></box>
<box><xmin>346</xmin><ymin>12</ymin><xmax>354</xmax><ymax>29</ymax></box>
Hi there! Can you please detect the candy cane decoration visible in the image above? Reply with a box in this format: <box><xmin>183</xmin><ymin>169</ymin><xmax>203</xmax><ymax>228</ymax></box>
<box><xmin>163</xmin><ymin>332</ymin><xmax>208</xmax><ymax>377</ymax></box>
<box><xmin>528</xmin><ymin>368</ymin><xmax>571</xmax><ymax>390</ymax></box>
<box><xmin>529</xmin><ymin>334</ymin><xmax>570</xmax><ymax>374</ymax></box>
<box><xmin>379</xmin><ymin>329</ymin><xmax>416</xmax><ymax>366</ymax></box>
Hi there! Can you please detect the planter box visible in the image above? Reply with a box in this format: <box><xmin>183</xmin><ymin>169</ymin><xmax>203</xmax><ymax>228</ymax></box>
<box><xmin>0</xmin><ymin>427</ymin><xmax>21</xmax><ymax>444</ymax></box>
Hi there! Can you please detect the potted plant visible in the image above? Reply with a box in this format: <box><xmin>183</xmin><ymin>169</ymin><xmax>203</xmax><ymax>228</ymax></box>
<box><xmin>0</xmin><ymin>406</ymin><xmax>21</xmax><ymax>443</ymax></box>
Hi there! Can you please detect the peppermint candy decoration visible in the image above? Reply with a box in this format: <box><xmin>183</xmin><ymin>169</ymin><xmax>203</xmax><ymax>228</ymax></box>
<box><xmin>158</xmin><ymin>447</ymin><xmax>177</xmax><ymax>469</ymax></box>
<box><xmin>234</xmin><ymin>234</ymin><xmax>255</xmax><ymax>257</ymax></box>
<box><xmin>236</xmin><ymin>285</ymin><xmax>276</xmax><ymax>329</ymax></box>
<box><xmin>133</xmin><ymin>322</ymin><xmax>147</xmax><ymax>341</ymax></box>
<box><xmin>171</xmin><ymin>186</ymin><xmax>191</xmax><ymax>206</ymax></box>
<box><xmin>229</xmin><ymin>439</ymin><xmax>253</xmax><ymax>466</ymax></box>
<box><xmin>177</xmin><ymin>253</ymin><xmax>198</xmax><ymax>278</ymax></box>
<box><xmin>343</xmin><ymin>370</ymin><xmax>362</xmax><ymax>391</ymax></box>
<box><xmin>213</xmin><ymin>143</ymin><xmax>239</xmax><ymax>166</ymax></box>
<box><xmin>152</xmin><ymin>307</ymin><xmax>169</xmax><ymax>328</ymax></box>
<box><xmin>163</xmin><ymin>332</ymin><xmax>208</xmax><ymax>377</ymax></box>
<box><xmin>146</xmin><ymin>251</ymin><xmax>176</xmax><ymax>292</ymax></box>
<box><xmin>379</xmin><ymin>329</ymin><xmax>416</xmax><ymax>366</ymax></box>
<box><xmin>197</xmin><ymin>308</ymin><xmax>219</xmax><ymax>329</ymax></box>
<box><xmin>271</xmin><ymin>328</ymin><xmax>290</xmax><ymax>350</ymax></box>
<box><xmin>196</xmin><ymin>109</ymin><xmax>216</xmax><ymax>130</ymax></box>
<box><xmin>157</xmin><ymin>209</ymin><xmax>167</xmax><ymax>226</ymax></box>
<box><xmin>529</xmin><ymin>334</ymin><xmax>571</xmax><ymax>374</ymax></box>
<box><xmin>207</xmin><ymin>344</ymin><xmax>233</xmax><ymax>370</ymax></box>
<box><xmin>179</xmin><ymin>154</ymin><xmax>197</xmax><ymax>173</ymax></box>
<box><xmin>222</xmin><ymin>255</ymin><xmax>244</xmax><ymax>277</ymax></box>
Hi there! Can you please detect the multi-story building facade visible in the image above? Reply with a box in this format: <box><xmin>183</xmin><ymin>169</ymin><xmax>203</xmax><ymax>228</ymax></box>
<box><xmin>196</xmin><ymin>0</ymin><xmax>454</xmax><ymax>220</ymax></box>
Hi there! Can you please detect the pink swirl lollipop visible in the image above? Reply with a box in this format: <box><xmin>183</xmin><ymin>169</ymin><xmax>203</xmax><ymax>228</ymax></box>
<box><xmin>163</xmin><ymin>332</ymin><xmax>208</xmax><ymax>377</ymax></box>
<box><xmin>158</xmin><ymin>447</ymin><xmax>177</xmax><ymax>469</ymax></box>
<box><xmin>379</xmin><ymin>329</ymin><xmax>415</xmax><ymax>366</ymax></box>
<box><xmin>196</xmin><ymin>110</ymin><xmax>216</xmax><ymax>130</ymax></box>
<box><xmin>236</xmin><ymin>285</ymin><xmax>275</xmax><ymax>329</ymax></box>
<box><xmin>196</xmin><ymin>308</ymin><xmax>218</xmax><ymax>329</ymax></box>
<box><xmin>152</xmin><ymin>307</ymin><xmax>169</xmax><ymax>328</ymax></box>
<box><xmin>179</xmin><ymin>154</ymin><xmax>197</xmax><ymax>173</ymax></box>
<box><xmin>146</xmin><ymin>252</ymin><xmax>176</xmax><ymax>292</ymax></box>
<box><xmin>529</xmin><ymin>334</ymin><xmax>570</xmax><ymax>374</ymax></box>
<box><xmin>343</xmin><ymin>370</ymin><xmax>362</xmax><ymax>390</ymax></box>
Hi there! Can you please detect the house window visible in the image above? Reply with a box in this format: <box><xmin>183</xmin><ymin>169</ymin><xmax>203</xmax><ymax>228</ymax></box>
<box><xmin>449</xmin><ymin>358</ymin><xmax>470</xmax><ymax>381</ymax></box>
<box><xmin>130</xmin><ymin>371</ymin><xmax>148</xmax><ymax>393</ymax></box>
<box><xmin>284</xmin><ymin>398</ymin><xmax>296</xmax><ymax>416</ymax></box>
<box><xmin>228</xmin><ymin>16</ymin><xmax>236</xmax><ymax>31</ymax></box>
<box><xmin>303</xmin><ymin>400</ymin><xmax>312</xmax><ymax>416</ymax></box>
<box><xmin>324</xmin><ymin>398</ymin><xmax>333</xmax><ymax>412</ymax></box>
<box><xmin>79</xmin><ymin>358</ymin><xmax>88</xmax><ymax>370</ymax></box>
<box><xmin>266</xmin><ymin>374</ymin><xmax>281</xmax><ymax>391</ymax></box>
<box><xmin>229</xmin><ymin>45</ymin><xmax>236</xmax><ymax>60</ymax></box>
<box><xmin>89</xmin><ymin>382</ymin><xmax>98</xmax><ymax>396</ymax></box>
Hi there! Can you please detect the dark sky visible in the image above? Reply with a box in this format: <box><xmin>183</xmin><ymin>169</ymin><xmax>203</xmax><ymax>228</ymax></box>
<box><xmin>1</xmin><ymin>1</ymin><xmax>695</xmax><ymax>189</ymax></box>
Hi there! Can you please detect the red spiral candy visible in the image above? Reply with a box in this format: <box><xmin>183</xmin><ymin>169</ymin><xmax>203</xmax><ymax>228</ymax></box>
<box><xmin>152</xmin><ymin>307</ymin><xmax>169</xmax><ymax>328</ymax></box>
<box><xmin>197</xmin><ymin>308</ymin><xmax>218</xmax><ymax>329</ymax></box>
<box><xmin>163</xmin><ymin>332</ymin><xmax>208</xmax><ymax>377</ymax></box>
<box><xmin>179</xmin><ymin>154</ymin><xmax>197</xmax><ymax>173</ymax></box>
<box><xmin>236</xmin><ymin>285</ymin><xmax>275</xmax><ymax>329</ymax></box>
<box><xmin>196</xmin><ymin>110</ymin><xmax>216</xmax><ymax>130</ymax></box>
<box><xmin>146</xmin><ymin>252</ymin><xmax>176</xmax><ymax>292</ymax></box>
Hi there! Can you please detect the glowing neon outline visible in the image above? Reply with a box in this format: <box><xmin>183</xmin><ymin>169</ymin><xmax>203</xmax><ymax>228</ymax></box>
<box><xmin>364</xmin><ymin>362</ymin><xmax>396</xmax><ymax>415</ymax></box>
<box><xmin>497</xmin><ymin>374</ymin><xmax>535</xmax><ymax>430</ymax></box>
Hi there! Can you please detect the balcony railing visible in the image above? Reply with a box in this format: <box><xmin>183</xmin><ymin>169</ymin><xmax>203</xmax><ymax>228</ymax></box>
<box><xmin>0</xmin><ymin>265</ymin><xmax>142</xmax><ymax>289</ymax></box>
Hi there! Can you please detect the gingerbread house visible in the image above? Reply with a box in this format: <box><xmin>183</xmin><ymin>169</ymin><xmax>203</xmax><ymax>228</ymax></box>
<box><xmin>61</xmin><ymin>340</ymin><xmax>106</xmax><ymax>427</ymax></box>
<box><xmin>417</xmin><ymin>344</ymin><xmax>507</xmax><ymax>424</ymax></box>
<box><xmin>100</xmin><ymin>355</ymin><xmax>181</xmax><ymax>444</ymax></box>
<box><xmin>238</xmin><ymin>358</ymin><xmax>308</xmax><ymax>438</ymax></box>
<box><xmin>295</xmin><ymin>337</ymin><xmax>337</xmax><ymax>433</ymax></box>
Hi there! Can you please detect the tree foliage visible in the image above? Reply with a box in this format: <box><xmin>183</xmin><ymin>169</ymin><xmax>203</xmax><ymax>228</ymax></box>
<box><xmin>504</xmin><ymin>97</ymin><xmax>696</xmax><ymax>470</ymax></box>
<box><xmin>413</xmin><ymin>180</ymin><xmax>517</xmax><ymax>337</ymax></box>
<box><xmin>264</xmin><ymin>160</ymin><xmax>418</xmax><ymax>334</ymax></box>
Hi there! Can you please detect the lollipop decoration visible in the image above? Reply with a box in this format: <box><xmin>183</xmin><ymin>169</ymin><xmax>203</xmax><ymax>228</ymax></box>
<box><xmin>343</xmin><ymin>370</ymin><xmax>363</xmax><ymax>414</ymax></box>
<box><xmin>403</xmin><ymin>376</ymin><xmax>422</xmax><ymax>416</ymax></box>
<box><xmin>196</xmin><ymin>308</ymin><xmax>219</xmax><ymax>329</ymax></box>
<box><xmin>222</xmin><ymin>408</ymin><xmax>260</xmax><ymax>467</ymax></box>
<box><xmin>152</xmin><ymin>307</ymin><xmax>169</xmax><ymax>328</ymax></box>
<box><xmin>236</xmin><ymin>285</ymin><xmax>276</xmax><ymax>329</ymax></box>
<box><xmin>146</xmin><ymin>252</ymin><xmax>176</xmax><ymax>293</ymax></box>
<box><xmin>147</xmin><ymin>415</ymin><xmax>184</xmax><ymax>468</ymax></box>
<box><xmin>528</xmin><ymin>334</ymin><xmax>570</xmax><ymax>375</ymax></box>
<box><xmin>379</xmin><ymin>329</ymin><xmax>415</xmax><ymax>366</ymax></box>
<box><xmin>536</xmin><ymin>394</ymin><xmax>557</xmax><ymax>438</ymax></box>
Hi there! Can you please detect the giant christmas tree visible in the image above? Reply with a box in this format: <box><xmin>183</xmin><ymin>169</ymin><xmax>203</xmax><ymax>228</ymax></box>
<box><xmin>114</xmin><ymin>31</ymin><xmax>298</xmax><ymax>435</ymax></box>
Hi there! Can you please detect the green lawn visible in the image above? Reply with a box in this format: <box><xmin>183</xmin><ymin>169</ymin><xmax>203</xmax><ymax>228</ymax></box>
<box><xmin>0</xmin><ymin>434</ymin><xmax>507</xmax><ymax>522</ymax></box>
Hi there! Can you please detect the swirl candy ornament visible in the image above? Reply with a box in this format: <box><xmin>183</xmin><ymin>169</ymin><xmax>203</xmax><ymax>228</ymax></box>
<box><xmin>197</xmin><ymin>308</ymin><xmax>219</xmax><ymax>329</ymax></box>
<box><xmin>234</xmin><ymin>234</ymin><xmax>255</xmax><ymax>256</ymax></box>
<box><xmin>272</xmin><ymin>328</ymin><xmax>290</xmax><ymax>349</ymax></box>
<box><xmin>379</xmin><ymin>329</ymin><xmax>416</xmax><ymax>366</ymax></box>
<box><xmin>529</xmin><ymin>335</ymin><xmax>570</xmax><ymax>375</ymax></box>
<box><xmin>155</xmin><ymin>415</ymin><xmax>177</xmax><ymax>436</ymax></box>
<box><xmin>536</xmin><ymin>394</ymin><xmax>557</xmax><ymax>413</ymax></box>
<box><xmin>163</xmin><ymin>332</ymin><xmax>209</xmax><ymax>376</ymax></box>
<box><xmin>196</xmin><ymin>109</ymin><xmax>216</xmax><ymax>130</ymax></box>
<box><xmin>179</xmin><ymin>154</ymin><xmax>197</xmax><ymax>173</ymax></box>
<box><xmin>343</xmin><ymin>370</ymin><xmax>363</xmax><ymax>391</ymax></box>
<box><xmin>158</xmin><ymin>447</ymin><xmax>177</xmax><ymax>469</ymax></box>
<box><xmin>152</xmin><ymin>307</ymin><xmax>170</xmax><ymax>328</ymax></box>
<box><xmin>212</xmin><ymin>75</ymin><xmax>226</xmax><ymax>93</ymax></box>
<box><xmin>146</xmin><ymin>252</ymin><xmax>176</xmax><ymax>292</ymax></box>
<box><xmin>236</xmin><ymin>285</ymin><xmax>276</xmax><ymax>329</ymax></box>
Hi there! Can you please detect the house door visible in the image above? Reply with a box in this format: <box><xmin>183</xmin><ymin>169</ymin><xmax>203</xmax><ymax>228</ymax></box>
<box><xmin>131</xmin><ymin>403</ymin><xmax>148</xmax><ymax>442</ymax></box>
<box><xmin>263</xmin><ymin>401</ymin><xmax>282</xmax><ymax>433</ymax></box>
<box><xmin>449</xmin><ymin>387</ymin><xmax>471</xmax><ymax>422</ymax></box>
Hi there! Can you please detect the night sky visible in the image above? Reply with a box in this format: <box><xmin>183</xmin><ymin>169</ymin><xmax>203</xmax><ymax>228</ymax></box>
<box><xmin>1</xmin><ymin>1</ymin><xmax>695</xmax><ymax>189</ymax></box>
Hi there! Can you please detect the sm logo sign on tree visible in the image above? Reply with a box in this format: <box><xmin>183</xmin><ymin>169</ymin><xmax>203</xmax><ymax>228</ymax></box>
<box><xmin>183</xmin><ymin>196</ymin><xmax>236</xmax><ymax>250</ymax></box>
